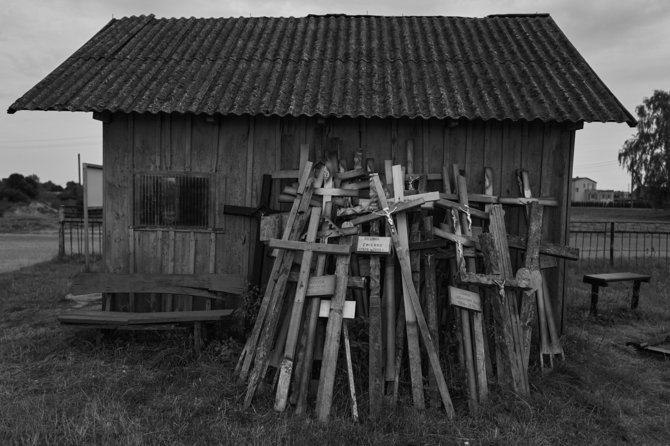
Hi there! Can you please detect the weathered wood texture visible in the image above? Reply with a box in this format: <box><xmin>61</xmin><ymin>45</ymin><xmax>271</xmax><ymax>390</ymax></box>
<box><xmin>103</xmin><ymin>114</ymin><xmax>575</xmax><ymax>319</ymax></box>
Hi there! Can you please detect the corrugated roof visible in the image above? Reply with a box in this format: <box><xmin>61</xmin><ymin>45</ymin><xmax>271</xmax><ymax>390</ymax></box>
<box><xmin>8</xmin><ymin>14</ymin><xmax>636</xmax><ymax>125</ymax></box>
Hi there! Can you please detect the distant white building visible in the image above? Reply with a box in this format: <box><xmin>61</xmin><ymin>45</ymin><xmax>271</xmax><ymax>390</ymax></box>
<box><xmin>586</xmin><ymin>189</ymin><xmax>614</xmax><ymax>204</ymax></box>
<box><xmin>571</xmin><ymin>177</ymin><xmax>597</xmax><ymax>202</ymax></box>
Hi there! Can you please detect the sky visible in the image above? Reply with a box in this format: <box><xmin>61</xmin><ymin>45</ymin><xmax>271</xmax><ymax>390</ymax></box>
<box><xmin>1</xmin><ymin>0</ymin><xmax>668</xmax><ymax>190</ymax></box>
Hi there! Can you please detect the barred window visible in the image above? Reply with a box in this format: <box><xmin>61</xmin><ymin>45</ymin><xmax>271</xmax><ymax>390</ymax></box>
<box><xmin>135</xmin><ymin>173</ymin><xmax>211</xmax><ymax>228</ymax></box>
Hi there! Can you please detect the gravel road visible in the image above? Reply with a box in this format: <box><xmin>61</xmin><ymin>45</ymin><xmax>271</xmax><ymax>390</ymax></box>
<box><xmin>0</xmin><ymin>233</ymin><xmax>59</xmax><ymax>274</ymax></box>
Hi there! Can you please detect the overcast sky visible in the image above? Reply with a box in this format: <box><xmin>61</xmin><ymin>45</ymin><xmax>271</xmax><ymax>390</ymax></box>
<box><xmin>1</xmin><ymin>0</ymin><xmax>668</xmax><ymax>190</ymax></box>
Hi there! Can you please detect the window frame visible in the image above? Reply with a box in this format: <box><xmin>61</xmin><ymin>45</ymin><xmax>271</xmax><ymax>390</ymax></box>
<box><xmin>133</xmin><ymin>171</ymin><xmax>214</xmax><ymax>229</ymax></box>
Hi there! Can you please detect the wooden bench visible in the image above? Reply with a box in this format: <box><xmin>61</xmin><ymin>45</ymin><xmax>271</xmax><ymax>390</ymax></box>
<box><xmin>59</xmin><ymin>272</ymin><xmax>245</xmax><ymax>349</ymax></box>
<box><xmin>583</xmin><ymin>272</ymin><xmax>651</xmax><ymax>316</ymax></box>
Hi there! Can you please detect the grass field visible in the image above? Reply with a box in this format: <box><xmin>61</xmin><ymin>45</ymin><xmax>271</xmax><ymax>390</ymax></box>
<box><xmin>571</xmin><ymin>206</ymin><xmax>670</xmax><ymax>223</ymax></box>
<box><xmin>1</xmin><ymin>258</ymin><xmax>668</xmax><ymax>445</ymax></box>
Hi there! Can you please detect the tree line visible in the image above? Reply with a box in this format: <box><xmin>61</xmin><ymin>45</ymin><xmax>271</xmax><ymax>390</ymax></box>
<box><xmin>0</xmin><ymin>173</ymin><xmax>81</xmax><ymax>204</ymax></box>
<box><xmin>619</xmin><ymin>90</ymin><xmax>670</xmax><ymax>207</ymax></box>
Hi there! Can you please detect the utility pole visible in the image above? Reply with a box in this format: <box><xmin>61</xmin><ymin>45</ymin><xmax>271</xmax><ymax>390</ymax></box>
<box><xmin>630</xmin><ymin>171</ymin><xmax>634</xmax><ymax>208</ymax></box>
<box><xmin>77</xmin><ymin>153</ymin><xmax>81</xmax><ymax>185</ymax></box>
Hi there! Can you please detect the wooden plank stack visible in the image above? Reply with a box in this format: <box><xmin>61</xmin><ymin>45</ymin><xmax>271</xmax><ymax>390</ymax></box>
<box><xmin>235</xmin><ymin>143</ymin><xmax>578</xmax><ymax>421</ymax></box>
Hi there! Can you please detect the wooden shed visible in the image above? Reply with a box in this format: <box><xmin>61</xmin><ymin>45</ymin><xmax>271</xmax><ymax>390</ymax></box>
<box><xmin>8</xmin><ymin>13</ymin><xmax>635</xmax><ymax>328</ymax></box>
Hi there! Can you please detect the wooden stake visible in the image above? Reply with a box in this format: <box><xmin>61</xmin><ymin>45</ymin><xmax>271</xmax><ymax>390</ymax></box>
<box><xmin>315</xmin><ymin>234</ymin><xmax>354</xmax><ymax>422</ymax></box>
<box><xmin>241</xmin><ymin>164</ymin><xmax>322</xmax><ymax>408</ymax></box>
<box><xmin>368</xmin><ymin>217</ymin><xmax>384</xmax><ymax>417</ymax></box>
<box><xmin>391</xmin><ymin>163</ymin><xmax>425</xmax><ymax>410</ymax></box>
<box><xmin>371</xmin><ymin>173</ymin><xmax>455</xmax><ymax>418</ymax></box>
<box><xmin>275</xmin><ymin>207</ymin><xmax>322</xmax><ymax>412</ymax></box>
<box><xmin>343</xmin><ymin>321</ymin><xmax>359</xmax><ymax>422</ymax></box>
<box><xmin>455</xmin><ymin>175</ymin><xmax>488</xmax><ymax>405</ymax></box>
<box><xmin>294</xmin><ymin>170</ymin><xmax>335</xmax><ymax>415</ymax></box>
<box><xmin>486</xmin><ymin>206</ymin><xmax>529</xmax><ymax>395</ymax></box>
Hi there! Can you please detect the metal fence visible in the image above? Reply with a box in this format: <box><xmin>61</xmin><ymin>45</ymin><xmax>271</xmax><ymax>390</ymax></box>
<box><xmin>569</xmin><ymin>221</ymin><xmax>670</xmax><ymax>264</ymax></box>
<box><xmin>58</xmin><ymin>206</ymin><xmax>103</xmax><ymax>258</ymax></box>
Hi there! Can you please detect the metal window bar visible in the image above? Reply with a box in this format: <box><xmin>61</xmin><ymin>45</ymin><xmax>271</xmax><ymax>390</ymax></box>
<box><xmin>136</xmin><ymin>173</ymin><xmax>211</xmax><ymax>228</ymax></box>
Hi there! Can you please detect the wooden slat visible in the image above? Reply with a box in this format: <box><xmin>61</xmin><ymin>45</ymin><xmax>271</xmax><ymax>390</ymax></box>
<box><xmin>267</xmin><ymin>239</ymin><xmax>352</xmax><ymax>255</ymax></box>
<box><xmin>368</xmin><ymin>217</ymin><xmax>383</xmax><ymax>417</ymax></box>
<box><xmin>58</xmin><ymin>309</ymin><xmax>233</xmax><ymax>325</ymax></box>
<box><xmin>519</xmin><ymin>202</ymin><xmax>544</xmax><ymax>369</ymax></box>
<box><xmin>315</xmin><ymin>235</ymin><xmax>353</xmax><ymax>422</ymax></box>
<box><xmin>486</xmin><ymin>205</ymin><xmax>529</xmax><ymax>395</ymax></box>
<box><xmin>371</xmin><ymin>173</ymin><xmax>455</xmax><ymax>417</ymax></box>
<box><xmin>236</xmin><ymin>162</ymin><xmax>316</xmax><ymax>384</ymax></box>
<box><xmin>391</xmin><ymin>164</ymin><xmax>425</xmax><ymax>410</ymax></box>
<box><xmin>583</xmin><ymin>273</ymin><xmax>651</xmax><ymax>286</ymax></box>
<box><xmin>71</xmin><ymin>273</ymin><xmax>245</xmax><ymax>297</ymax></box>
<box><xmin>275</xmin><ymin>207</ymin><xmax>322</xmax><ymax>412</ymax></box>
<box><xmin>241</xmin><ymin>163</ymin><xmax>324</xmax><ymax>408</ymax></box>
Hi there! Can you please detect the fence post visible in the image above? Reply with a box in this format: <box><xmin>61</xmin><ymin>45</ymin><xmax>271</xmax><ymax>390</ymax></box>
<box><xmin>58</xmin><ymin>206</ymin><xmax>65</xmax><ymax>259</ymax></box>
<box><xmin>609</xmin><ymin>222</ymin><xmax>615</xmax><ymax>266</ymax></box>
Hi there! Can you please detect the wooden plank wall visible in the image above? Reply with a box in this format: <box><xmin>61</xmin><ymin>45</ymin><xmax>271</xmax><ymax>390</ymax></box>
<box><xmin>103</xmin><ymin>113</ymin><xmax>575</xmax><ymax>324</ymax></box>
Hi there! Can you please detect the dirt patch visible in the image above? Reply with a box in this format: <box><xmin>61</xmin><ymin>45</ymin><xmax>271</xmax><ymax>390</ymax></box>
<box><xmin>0</xmin><ymin>202</ymin><xmax>60</xmax><ymax>233</ymax></box>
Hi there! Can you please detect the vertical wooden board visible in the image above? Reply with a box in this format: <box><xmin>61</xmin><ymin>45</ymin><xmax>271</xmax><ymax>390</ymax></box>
<box><xmin>218</xmin><ymin>116</ymin><xmax>249</xmax><ymax>206</ymax></box>
<box><xmin>544</xmin><ymin>123</ymin><xmax>574</xmax><ymax>330</ymax></box>
<box><xmin>103</xmin><ymin>116</ymin><xmax>131</xmax><ymax>273</ymax></box>
<box><xmin>422</xmin><ymin>118</ymin><xmax>444</xmax><ymax>175</ymax></box>
<box><xmin>190</xmin><ymin>114</ymin><xmax>218</xmax><ymax>173</ymax></box>
<box><xmin>253</xmin><ymin>117</ymin><xmax>280</xmax><ymax>206</ymax></box>
<box><xmin>396</xmin><ymin>117</ymin><xmax>423</xmax><ymax>168</ymax></box>
<box><xmin>329</xmin><ymin>116</ymin><xmax>361</xmax><ymax>158</ymax></box>
<box><xmin>483</xmin><ymin>121</ymin><xmax>504</xmax><ymax>195</ymax></box>
<box><xmin>522</xmin><ymin>121</ymin><xmax>544</xmax><ymax>198</ymax></box>
<box><xmin>171</xmin><ymin>232</ymin><xmax>190</xmax><ymax>311</ymax></box>
<box><xmin>132</xmin><ymin>113</ymin><xmax>161</xmax><ymax>172</ymax></box>
<box><xmin>444</xmin><ymin>121</ymin><xmax>468</xmax><ymax>179</ymax></box>
<box><xmin>299</xmin><ymin>116</ymin><xmax>315</xmax><ymax>162</ymax></box>
<box><xmin>217</xmin><ymin>115</ymin><xmax>251</xmax><ymax>281</ymax></box>
<box><xmin>280</xmin><ymin>116</ymin><xmax>301</xmax><ymax>170</ymax></box>
<box><xmin>103</xmin><ymin>115</ymin><xmax>132</xmax><ymax>311</ymax></box>
<box><xmin>500</xmin><ymin>121</ymin><xmax>524</xmax><ymax>197</ymax></box>
<box><xmin>160</xmin><ymin>113</ymin><xmax>172</xmax><ymax>170</ymax></box>
<box><xmin>363</xmin><ymin>117</ymin><xmax>393</xmax><ymax>167</ymax></box>
<box><xmin>133</xmin><ymin>231</ymin><xmax>155</xmax><ymax>312</ymax></box>
<box><xmin>191</xmin><ymin>231</ymin><xmax>212</xmax><ymax>310</ymax></box>
<box><xmin>465</xmin><ymin>120</ymin><xmax>486</xmax><ymax>192</ymax></box>
<box><xmin>171</xmin><ymin>114</ymin><xmax>192</xmax><ymax>171</ymax></box>
<box><xmin>249</xmin><ymin>117</ymin><xmax>279</xmax><ymax>281</ymax></box>
<box><xmin>216</xmin><ymin>216</ymin><xmax>250</xmax><ymax>279</ymax></box>
<box><xmin>500</xmin><ymin>121</ymin><xmax>524</xmax><ymax>247</ymax></box>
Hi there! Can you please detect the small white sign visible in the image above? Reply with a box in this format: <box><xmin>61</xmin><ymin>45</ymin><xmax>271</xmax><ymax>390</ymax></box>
<box><xmin>448</xmin><ymin>286</ymin><xmax>482</xmax><ymax>312</ymax></box>
<box><xmin>355</xmin><ymin>236</ymin><xmax>392</xmax><ymax>255</ymax></box>
<box><xmin>319</xmin><ymin>300</ymin><xmax>356</xmax><ymax>319</ymax></box>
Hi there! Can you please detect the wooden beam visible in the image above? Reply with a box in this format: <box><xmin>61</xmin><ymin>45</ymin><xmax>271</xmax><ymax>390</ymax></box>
<box><xmin>371</xmin><ymin>173</ymin><xmax>456</xmax><ymax>418</ymax></box>
<box><xmin>315</xmin><ymin>235</ymin><xmax>354</xmax><ymax>422</ymax></box>
<box><xmin>391</xmin><ymin>163</ymin><xmax>425</xmax><ymax>410</ymax></box>
<box><xmin>71</xmin><ymin>272</ymin><xmax>245</xmax><ymax>298</ymax></box>
<box><xmin>267</xmin><ymin>239</ymin><xmax>353</xmax><ymax>255</ymax></box>
<box><xmin>275</xmin><ymin>207</ymin><xmax>322</xmax><ymax>412</ymax></box>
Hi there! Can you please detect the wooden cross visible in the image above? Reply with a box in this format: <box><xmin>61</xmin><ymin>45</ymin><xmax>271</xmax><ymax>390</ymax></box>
<box><xmin>238</xmin><ymin>162</ymin><xmax>323</xmax><ymax>408</ymax></box>
<box><xmin>437</xmin><ymin>174</ymin><xmax>488</xmax><ymax>411</ymax></box>
<box><xmin>515</xmin><ymin>169</ymin><xmax>565</xmax><ymax>371</ymax></box>
<box><xmin>271</xmin><ymin>207</ymin><xmax>357</xmax><ymax>413</ymax></box>
<box><xmin>368</xmin><ymin>172</ymin><xmax>456</xmax><ymax>418</ymax></box>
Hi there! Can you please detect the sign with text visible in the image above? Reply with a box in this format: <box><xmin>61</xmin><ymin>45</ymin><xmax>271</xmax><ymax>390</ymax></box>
<box><xmin>319</xmin><ymin>300</ymin><xmax>356</xmax><ymax>319</ymax></box>
<box><xmin>448</xmin><ymin>286</ymin><xmax>482</xmax><ymax>312</ymax></box>
<box><xmin>355</xmin><ymin>236</ymin><xmax>392</xmax><ymax>255</ymax></box>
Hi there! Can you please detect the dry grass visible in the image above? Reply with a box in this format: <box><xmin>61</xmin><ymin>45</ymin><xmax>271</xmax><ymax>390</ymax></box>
<box><xmin>1</xmin><ymin>258</ymin><xmax>668</xmax><ymax>445</ymax></box>
<box><xmin>571</xmin><ymin>206</ymin><xmax>670</xmax><ymax>223</ymax></box>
